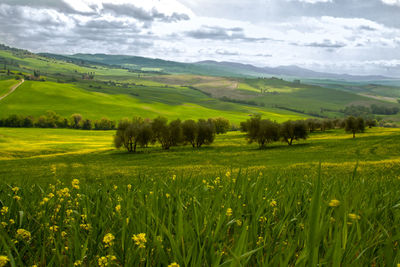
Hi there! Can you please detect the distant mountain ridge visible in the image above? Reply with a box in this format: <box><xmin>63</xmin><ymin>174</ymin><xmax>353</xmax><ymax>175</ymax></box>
<box><xmin>38</xmin><ymin>51</ymin><xmax>396</xmax><ymax>81</ymax></box>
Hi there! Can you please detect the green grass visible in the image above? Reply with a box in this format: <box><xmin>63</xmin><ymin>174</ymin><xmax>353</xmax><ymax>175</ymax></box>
<box><xmin>0</xmin><ymin>127</ymin><xmax>400</xmax><ymax>265</ymax></box>
<box><xmin>0</xmin><ymin>81</ymin><xmax>306</xmax><ymax>124</ymax></box>
<box><xmin>0</xmin><ymin>79</ymin><xmax>19</xmax><ymax>97</ymax></box>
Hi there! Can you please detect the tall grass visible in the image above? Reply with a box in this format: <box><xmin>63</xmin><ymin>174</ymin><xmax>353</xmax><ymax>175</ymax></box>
<box><xmin>1</xmin><ymin>165</ymin><xmax>400</xmax><ymax>266</ymax></box>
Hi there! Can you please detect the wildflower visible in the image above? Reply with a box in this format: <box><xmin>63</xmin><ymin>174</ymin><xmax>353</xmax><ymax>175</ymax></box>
<box><xmin>132</xmin><ymin>233</ymin><xmax>147</xmax><ymax>248</ymax></box>
<box><xmin>348</xmin><ymin>213</ymin><xmax>361</xmax><ymax>221</ymax></box>
<box><xmin>226</xmin><ymin>208</ymin><xmax>233</xmax><ymax>217</ymax></box>
<box><xmin>103</xmin><ymin>233</ymin><xmax>115</xmax><ymax>247</ymax></box>
<box><xmin>1</xmin><ymin>222</ymin><xmax>7</xmax><ymax>228</ymax></box>
<box><xmin>168</xmin><ymin>263</ymin><xmax>180</xmax><ymax>267</ymax></box>
<box><xmin>49</xmin><ymin>225</ymin><xmax>59</xmax><ymax>232</ymax></box>
<box><xmin>72</xmin><ymin>179</ymin><xmax>80</xmax><ymax>190</ymax></box>
<box><xmin>12</xmin><ymin>187</ymin><xmax>19</xmax><ymax>193</ymax></box>
<box><xmin>40</xmin><ymin>197</ymin><xmax>50</xmax><ymax>205</ymax></box>
<box><xmin>98</xmin><ymin>256</ymin><xmax>107</xmax><ymax>267</ymax></box>
<box><xmin>225</xmin><ymin>171</ymin><xmax>231</xmax><ymax>178</ymax></box>
<box><xmin>0</xmin><ymin>207</ymin><xmax>8</xmax><ymax>216</ymax></box>
<box><xmin>16</xmin><ymin>229</ymin><xmax>31</xmax><ymax>241</ymax></box>
<box><xmin>13</xmin><ymin>196</ymin><xmax>21</xmax><ymax>201</ymax></box>
<box><xmin>256</xmin><ymin>236</ymin><xmax>264</xmax><ymax>246</ymax></box>
<box><xmin>66</xmin><ymin>209</ymin><xmax>73</xmax><ymax>217</ymax></box>
<box><xmin>172</xmin><ymin>174</ymin><xmax>176</xmax><ymax>181</ymax></box>
<box><xmin>48</xmin><ymin>193</ymin><xmax>55</xmax><ymax>198</ymax></box>
<box><xmin>115</xmin><ymin>205</ymin><xmax>121</xmax><ymax>213</ymax></box>
<box><xmin>80</xmin><ymin>224</ymin><xmax>91</xmax><ymax>231</ymax></box>
<box><xmin>165</xmin><ymin>193</ymin><xmax>170</xmax><ymax>199</ymax></box>
<box><xmin>0</xmin><ymin>256</ymin><xmax>10</xmax><ymax>267</ymax></box>
<box><xmin>328</xmin><ymin>199</ymin><xmax>340</xmax><ymax>207</ymax></box>
<box><xmin>9</xmin><ymin>219</ymin><xmax>15</xmax><ymax>225</ymax></box>
<box><xmin>61</xmin><ymin>231</ymin><xmax>67</xmax><ymax>238</ymax></box>
<box><xmin>259</xmin><ymin>216</ymin><xmax>267</xmax><ymax>223</ymax></box>
<box><xmin>74</xmin><ymin>260</ymin><xmax>82</xmax><ymax>266</ymax></box>
<box><xmin>236</xmin><ymin>219</ymin><xmax>242</xmax><ymax>226</ymax></box>
<box><xmin>113</xmin><ymin>185</ymin><xmax>118</xmax><ymax>191</ymax></box>
<box><xmin>127</xmin><ymin>184</ymin><xmax>132</xmax><ymax>191</ymax></box>
<box><xmin>270</xmin><ymin>200</ymin><xmax>277</xmax><ymax>207</ymax></box>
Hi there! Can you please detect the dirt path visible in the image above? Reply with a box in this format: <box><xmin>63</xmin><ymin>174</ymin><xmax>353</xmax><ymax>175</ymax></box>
<box><xmin>0</xmin><ymin>79</ymin><xmax>24</xmax><ymax>101</ymax></box>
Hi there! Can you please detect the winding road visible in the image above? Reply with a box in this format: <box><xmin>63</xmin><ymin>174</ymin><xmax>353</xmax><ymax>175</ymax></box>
<box><xmin>0</xmin><ymin>79</ymin><xmax>24</xmax><ymax>101</ymax></box>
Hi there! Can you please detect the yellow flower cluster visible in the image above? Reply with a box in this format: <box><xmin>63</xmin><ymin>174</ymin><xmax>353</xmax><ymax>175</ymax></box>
<box><xmin>168</xmin><ymin>262</ymin><xmax>180</xmax><ymax>267</ymax></box>
<box><xmin>132</xmin><ymin>233</ymin><xmax>147</xmax><ymax>248</ymax></box>
<box><xmin>0</xmin><ymin>207</ymin><xmax>8</xmax><ymax>216</ymax></box>
<box><xmin>103</xmin><ymin>233</ymin><xmax>115</xmax><ymax>247</ymax></box>
<box><xmin>72</xmin><ymin>179</ymin><xmax>80</xmax><ymax>190</ymax></box>
<box><xmin>270</xmin><ymin>200</ymin><xmax>277</xmax><ymax>207</ymax></box>
<box><xmin>16</xmin><ymin>228</ymin><xmax>31</xmax><ymax>241</ymax></box>
<box><xmin>328</xmin><ymin>199</ymin><xmax>340</xmax><ymax>207</ymax></box>
<box><xmin>0</xmin><ymin>255</ymin><xmax>10</xmax><ymax>267</ymax></box>
<box><xmin>348</xmin><ymin>213</ymin><xmax>361</xmax><ymax>221</ymax></box>
<box><xmin>115</xmin><ymin>205</ymin><xmax>121</xmax><ymax>213</ymax></box>
<box><xmin>98</xmin><ymin>255</ymin><xmax>117</xmax><ymax>267</ymax></box>
<box><xmin>226</xmin><ymin>208</ymin><xmax>233</xmax><ymax>217</ymax></box>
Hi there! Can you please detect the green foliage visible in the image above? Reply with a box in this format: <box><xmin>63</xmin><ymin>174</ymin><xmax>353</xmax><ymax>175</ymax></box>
<box><xmin>212</xmin><ymin>117</ymin><xmax>230</xmax><ymax>134</ymax></box>
<box><xmin>280</xmin><ymin>120</ymin><xmax>308</xmax><ymax>145</ymax></box>
<box><xmin>345</xmin><ymin>116</ymin><xmax>365</xmax><ymax>138</ymax></box>
<box><xmin>152</xmin><ymin>117</ymin><xmax>182</xmax><ymax>150</ymax></box>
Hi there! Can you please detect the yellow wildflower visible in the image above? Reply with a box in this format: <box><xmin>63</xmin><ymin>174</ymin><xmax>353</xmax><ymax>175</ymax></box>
<box><xmin>16</xmin><ymin>229</ymin><xmax>31</xmax><ymax>241</ymax></box>
<box><xmin>259</xmin><ymin>216</ymin><xmax>267</xmax><ymax>223</ymax></box>
<box><xmin>256</xmin><ymin>236</ymin><xmax>264</xmax><ymax>246</ymax></box>
<box><xmin>270</xmin><ymin>200</ymin><xmax>277</xmax><ymax>207</ymax></box>
<box><xmin>165</xmin><ymin>193</ymin><xmax>170</xmax><ymax>199</ymax></box>
<box><xmin>1</xmin><ymin>222</ymin><xmax>7</xmax><ymax>228</ymax></box>
<box><xmin>168</xmin><ymin>263</ymin><xmax>180</xmax><ymax>267</ymax></box>
<box><xmin>49</xmin><ymin>225</ymin><xmax>59</xmax><ymax>232</ymax></box>
<box><xmin>13</xmin><ymin>196</ymin><xmax>21</xmax><ymax>201</ymax></box>
<box><xmin>113</xmin><ymin>185</ymin><xmax>118</xmax><ymax>191</ymax></box>
<box><xmin>348</xmin><ymin>213</ymin><xmax>361</xmax><ymax>221</ymax></box>
<box><xmin>103</xmin><ymin>233</ymin><xmax>115</xmax><ymax>247</ymax></box>
<box><xmin>236</xmin><ymin>219</ymin><xmax>242</xmax><ymax>226</ymax></box>
<box><xmin>127</xmin><ymin>184</ymin><xmax>132</xmax><ymax>191</ymax></box>
<box><xmin>328</xmin><ymin>199</ymin><xmax>340</xmax><ymax>207</ymax></box>
<box><xmin>72</xmin><ymin>179</ymin><xmax>80</xmax><ymax>190</ymax></box>
<box><xmin>12</xmin><ymin>187</ymin><xmax>19</xmax><ymax>193</ymax></box>
<box><xmin>61</xmin><ymin>231</ymin><xmax>67</xmax><ymax>238</ymax></box>
<box><xmin>9</xmin><ymin>219</ymin><xmax>15</xmax><ymax>225</ymax></box>
<box><xmin>172</xmin><ymin>174</ymin><xmax>176</xmax><ymax>181</ymax></box>
<box><xmin>225</xmin><ymin>171</ymin><xmax>231</xmax><ymax>178</ymax></box>
<box><xmin>98</xmin><ymin>256</ymin><xmax>107</xmax><ymax>267</ymax></box>
<box><xmin>0</xmin><ymin>256</ymin><xmax>10</xmax><ymax>267</ymax></box>
<box><xmin>132</xmin><ymin>233</ymin><xmax>147</xmax><ymax>248</ymax></box>
<box><xmin>226</xmin><ymin>208</ymin><xmax>233</xmax><ymax>217</ymax></box>
<box><xmin>80</xmin><ymin>224</ymin><xmax>91</xmax><ymax>231</ymax></box>
<box><xmin>0</xmin><ymin>207</ymin><xmax>8</xmax><ymax>216</ymax></box>
<box><xmin>115</xmin><ymin>205</ymin><xmax>121</xmax><ymax>213</ymax></box>
<box><xmin>74</xmin><ymin>260</ymin><xmax>82</xmax><ymax>266</ymax></box>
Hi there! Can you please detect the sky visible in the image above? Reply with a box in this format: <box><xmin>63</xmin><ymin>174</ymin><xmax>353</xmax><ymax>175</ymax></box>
<box><xmin>0</xmin><ymin>0</ymin><xmax>400</xmax><ymax>76</ymax></box>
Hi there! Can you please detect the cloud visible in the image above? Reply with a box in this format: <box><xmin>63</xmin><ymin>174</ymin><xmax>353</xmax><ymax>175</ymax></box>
<box><xmin>289</xmin><ymin>0</ymin><xmax>333</xmax><ymax>3</ymax></box>
<box><xmin>381</xmin><ymin>0</ymin><xmax>400</xmax><ymax>6</ymax></box>
<box><xmin>184</xmin><ymin>26</ymin><xmax>271</xmax><ymax>42</ymax></box>
<box><xmin>101</xmin><ymin>3</ymin><xmax>190</xmax><ymax>23</ymax></box>
<box><xmin>303</xmin><ymin>40</ymin><xmax>346</xmax><ymax>48</ymax></box>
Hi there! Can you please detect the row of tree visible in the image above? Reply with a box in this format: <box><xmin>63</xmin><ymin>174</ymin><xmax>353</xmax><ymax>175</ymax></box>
<box><xmin>240</xmin><ymin>115</ymin><xmax>368</xmax><ymax>148</ymax></box>
<box><xmin>114</xmin><ymin>117</ymin><xmax>230</xmax><ymax>152</ymax></box>
<box><xmin>0</xmin><ymin>112</ymin><xmax>116</xmax><ymax>130</ymax></box>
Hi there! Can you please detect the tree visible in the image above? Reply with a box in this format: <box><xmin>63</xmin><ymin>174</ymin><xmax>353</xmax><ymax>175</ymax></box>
<box><xmin>366</xmin><ymin>118</ymin><xmax>377</xmax><ymax>128</ymax></box>
<box><xmin>345</xmin><ymin>116</ymin><xmax>365</xmax><ymax>138</ymax></box>
<box><xmin>152</xmin><ymin>117</ymin><xmax>182</xmax><ymax>150</ymax></box>
<box><xmin>70</xmin><ymin>114</ymin><xmax>83</xmax><ymax>129</ymax></box>
<box><xmin>247</xmin><ymin>119</ymin><xmax>280</xmax><ymax>148</ymax></box>
<box><xmin>182</xmin><ymin>120</ymin><xmax>198</xmax><ymax>147</ymax></box>
<box><xmin>212</xmin><ymin>117</ymin><xmax>230</xmax><ymax>134</ymax></box>
<box><xmin>81</xmin><ymin>119</ymin><xmax>92</xmax><ymax>130</ymax></box>
<box><xmin>195</xmin><ymin>119</ymin><xmax>216</xmax><ymax>148</ymax></box>
<box><xmin>114</xmin><ymin>117</ymin><xmax>152</xmax><ymax>152</ymax></box>
<box><xmin>280</xmin><ymin>120</ymin><xmax>308</xmax><ymax>145</ymax></box>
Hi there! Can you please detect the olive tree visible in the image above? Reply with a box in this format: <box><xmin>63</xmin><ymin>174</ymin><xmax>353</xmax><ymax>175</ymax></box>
<box><xmin>345</xmin><ymin>116</ymin><xmax>365</xmax><ymax>138</ymax></box>
<box><xmin>114</xmin><ymin>117</ymin><xmax>152</xmax><ymax>152</ymax></box>
<box><xmin>279</xmin><ymin>120</ymin><xmax>308</xmax><ymax>145</ymax></box>
<box><xmin>152</xmin><ymin>117</ymin><xmax>182</xmax><ymax>150</ymax></box>
<box><xmin>212</xmin><ymin>117</ymin><xmax>230</xmax><ymax>134</ymax></box>
<box><xmin>247</xmin><ymin>119</ymin><xmax>280</xmax><ymax>148</ymax></box>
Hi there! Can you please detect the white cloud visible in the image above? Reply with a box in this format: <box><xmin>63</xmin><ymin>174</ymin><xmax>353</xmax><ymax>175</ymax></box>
<box><xmin>381</xmin><ymin>0</ymin><xmax>400</xmax><ymax>6</ymax></box>
<box><xmin>288</xmin><ymin>0</ymin><xmax>333</xmax><ymax>4</ymax></box>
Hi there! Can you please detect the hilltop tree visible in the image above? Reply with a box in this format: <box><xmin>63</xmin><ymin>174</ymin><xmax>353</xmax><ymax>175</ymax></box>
<box><xmin>345</xmin><ymin>116</ymin><xmax>365</xmax><ymax>138</ymax></box>
<box><xmin>280</xmin><ymin>120</ymin><xmax>308</xmax><ymax>145</ymax></box>
<box><xmin>247</xmin><ymin>118</ymin><xmax>280</xmax><ymax>148</ymax></box>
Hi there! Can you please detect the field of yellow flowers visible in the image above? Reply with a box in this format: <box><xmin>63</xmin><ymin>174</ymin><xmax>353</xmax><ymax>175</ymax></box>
<box><xmin>1</xmin><ymin>127</ymin><xmax>400</xmax><ymax>265</ymax></box>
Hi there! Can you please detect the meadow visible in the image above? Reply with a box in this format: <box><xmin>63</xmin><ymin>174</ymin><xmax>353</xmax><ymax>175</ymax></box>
<box><xmin>1</xmin><ymin>127</ymin><xmax>400</xmax><ymax>266</ymax></box>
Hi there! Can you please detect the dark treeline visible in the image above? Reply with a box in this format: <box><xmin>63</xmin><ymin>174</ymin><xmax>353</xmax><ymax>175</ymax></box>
<box><xmin>343</xmin><ymin>104</ymin><xmax>399</xmax><ymax>116</ymax></box>
<box><xmin>114</xmin><ymin>117</ymin><xmax>230</xmax><ymax>152</ymax></box>
<box><xmin>0</xmin><ymin>111</ymin><xmax>116</xmax><ymax>130</ymax></box>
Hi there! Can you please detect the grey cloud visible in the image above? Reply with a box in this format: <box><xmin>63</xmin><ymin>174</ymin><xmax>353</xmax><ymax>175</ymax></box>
<box><xmin>303</xmin><ymin>40</ymin><xmax>346</xmax><ymax>48</ymax></box>
<box><xmin>101</xmin><ymin>3</ymin><xmax>190</xmax><ymax>23</ymax></box>
<box><xmin>216</xmin><ymin>49</ymin><xmax>239</xmax><ymax>55</ymax></box>
<box><xmin>185</xmin><ymin>26</ymin><xmax>270</xmax><ymax>42</ymax></box>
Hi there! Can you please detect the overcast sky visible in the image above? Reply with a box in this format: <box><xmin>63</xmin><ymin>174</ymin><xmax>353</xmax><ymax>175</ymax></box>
<box><xmin>1</xmin><ymin>0</ymin><xmax>400</xmax><ymax>76</ymax></box>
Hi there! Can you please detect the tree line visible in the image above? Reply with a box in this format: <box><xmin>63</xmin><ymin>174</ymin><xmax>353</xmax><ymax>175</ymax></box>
<box><xmin>0</xmin><ymin>111</ymin><xmax>116</xmax><ymax>130</ymax></box>
<box><xmin>114</xmin><ymin>117</ymin><xmax>230</xmax><ymax>152</ymax></box>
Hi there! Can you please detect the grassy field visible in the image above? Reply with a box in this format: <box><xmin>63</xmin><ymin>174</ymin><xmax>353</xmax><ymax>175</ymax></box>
<box><xmin>0</xmin><ymin>127</ymin><xmax>400</xmax><ymax>266</ymax></box>
<box><xmin>0</xmin><ymin>80</ymin><xmax>306</xmax><ymax>124</ymax></box>
<box><xmin>0</xmin><ymin>79</ymin><xmax>19</xmax><ymax>97</ymax></box>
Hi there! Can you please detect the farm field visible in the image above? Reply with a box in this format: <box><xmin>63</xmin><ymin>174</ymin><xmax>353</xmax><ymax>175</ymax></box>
<box><xmin>1</xmin><ymin>127</ymin><xmax>400</xmax><ymax>265</ymax></box>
